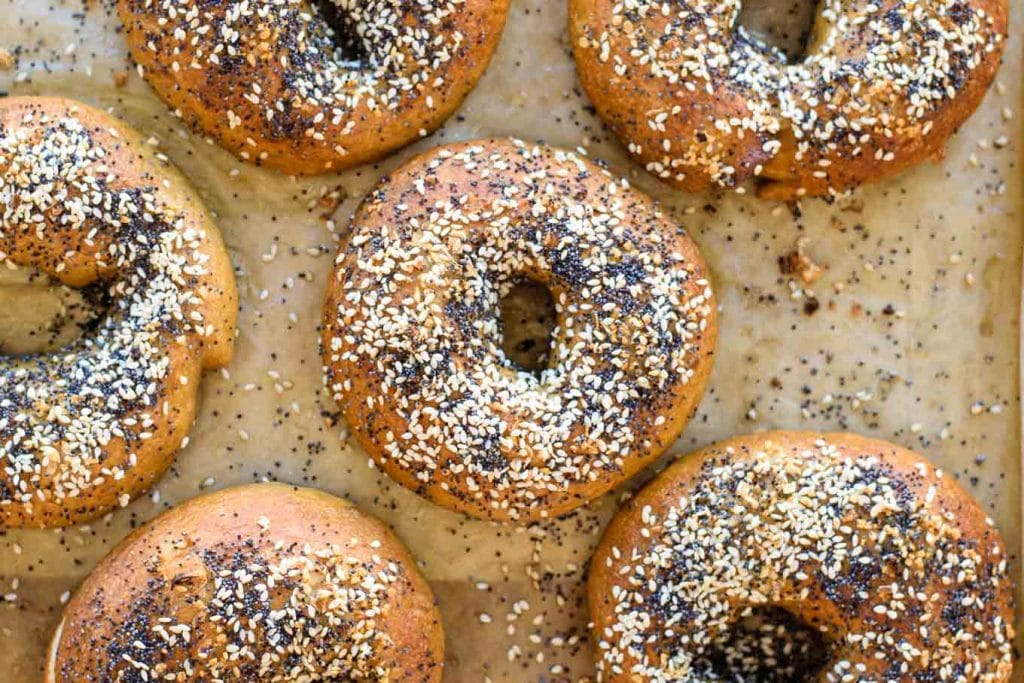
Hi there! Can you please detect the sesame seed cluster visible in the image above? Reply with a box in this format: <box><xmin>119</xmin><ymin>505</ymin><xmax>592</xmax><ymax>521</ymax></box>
<box><xmin>572</xmin><ymin>0</ymin><xmax>1006</xmax><ymax>195</ymax></box>
<box><xmin>92</xmin><ymin>541</ymin><xmax>399</xmax><ymax>681</ymax></box>
<box><xmin>592</xmin><ymin>436</ymin><xmax>1014</xmax><ymax>682</ymax></box>
<box><xmin>322</xmin><ymin>139</ymin><xmax>716</xmax><ymax>521</ymax></box>
<box><xmin>120</xmin><ymin>0</ymin><xmax>506</xmax><ymax>173</ymax></box>
<box><xmin>0</xmin><ymin>109</ymin><xmax>214</xmax><ymax>524</ymax></box>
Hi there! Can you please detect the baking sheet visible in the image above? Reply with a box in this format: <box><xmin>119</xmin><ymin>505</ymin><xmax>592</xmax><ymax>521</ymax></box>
<box><xmin>0</xmin><ymin>0</ymin><xmax>1020</xmax><ymax>680</ymax></box>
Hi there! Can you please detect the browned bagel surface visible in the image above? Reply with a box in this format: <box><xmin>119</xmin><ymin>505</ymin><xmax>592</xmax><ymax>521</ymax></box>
<box><xmin>570</xmin><ymin>0</ymin><xmax>1008</xmax><ymax>199</ymax></box>
<box><xmin>0</xmin><ymin>97</ymin><xmax>237</xmax><ymax>528</ymax></box>
<box><xmin>118</xmin><ymin>0</ymin><xmax>510</xmax><ymax>175</ymax></box>
<box><xmin>588</xmin><ymin>431</ymin><xmax>1015</xmax><ymax>681</ymax></box>
<box><xmin>46</xmin><ymin>483</ymin><xmax>444</xmax><ymax>682</ymax></box>
<box><xmin>321</xmin><ymin>139</ymin><xmax>717</xmax><ymax>523</ymax></box>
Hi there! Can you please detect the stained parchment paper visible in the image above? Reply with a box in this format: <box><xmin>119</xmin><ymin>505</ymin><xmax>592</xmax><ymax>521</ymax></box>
<box><xmin>0</xmin><ymin>0</ymin><xmax>1020</xmax><ymax>680</ymax></box>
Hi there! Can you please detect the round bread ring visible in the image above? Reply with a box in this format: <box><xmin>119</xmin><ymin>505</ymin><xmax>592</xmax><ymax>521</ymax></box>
<box><xmin>118</xmin><ymin>0</ymin><xmax>510</xmax><ymax>175</ymax></box>
<box><xmin>322</xmin><ymin>139</ymin><xmax>717</xmax><ymax>523</ymax></box>
<box><xmin>46</xmin><ymin>483</ymin><xmax>444</xmax><ymax>682</ymax></box>
<box><xmin>0</xmin><ymin>97</ymin><xmax>237</xmax><ymax>528</ymax></box>
<box><xmin>569</xmin><ymin>0</ymin><xmax>1008</xmax><ymax>199</ymax></box>
<box><xmin>588</xmin><ymin>431</ymin><xmax>1015</xmax><ymax>681</ymax></box>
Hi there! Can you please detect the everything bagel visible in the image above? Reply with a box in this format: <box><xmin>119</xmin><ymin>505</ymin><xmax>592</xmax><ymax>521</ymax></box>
<box><xmin>46</xmin><ymin>483</ymin><xmax>444</xmax><ymax>681</ymax></box>
<box><xmin>588</xmin><ymin>431</ymin><xmax>1015</xmax><ymax>681</ymax></box>
<box><xmin>570</xmin><ymin>0</ymin><xmax>1007</xmax><ymax>199</ymax></box>
<box><xmin>322</xmin><ymin>139</ymin><xmax>717</xmax><ymax>522</ymax></box>
<box><xmin>119</xmin><ymin>0</ymin><xmax>510</xmax><ymax>175</ymax></box>
<box><xmin>0</xmin><ymin>97</ymin><xmax>237</xmax><ymax>528</ymax></box>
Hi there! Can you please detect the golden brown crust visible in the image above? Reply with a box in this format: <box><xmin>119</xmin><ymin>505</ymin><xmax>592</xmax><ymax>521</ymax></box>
<box><xmin>569</xmin><ymin>0</ymin><xmax>1008</xmax><ymax>199</ymax></box>
<box><xmin>589</xmin><ymin>431</ymin><xmax>1015</xmax><ymax>682</ymax></box>
<box><xmin>322</xmin><ymin>139</ymin><xmax>717</xmax><ymax>523</ymax></box>
<box><xmin>47</xmin><ymin>483</ymin><xmax>444</xmax><ymax>682</ymax></box>
<box><xmin>118</xmin><ymin>0</ymin><xmax>510</xmax><ymax>175</ymax></box>
<box><xmin>0</xmin><ymin>97</ymin><xmax>237</xmax><ymax>528</ymax></box>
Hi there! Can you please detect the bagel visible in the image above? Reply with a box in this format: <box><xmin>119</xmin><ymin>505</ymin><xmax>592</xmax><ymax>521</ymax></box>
<box><xmin>588</xmin><ymin>431</ymin><xmax>1015</xmax><ymax>681</ymax></box>
<box><xmin>321</xmin><ymin>139</ymin><xmax>717</xmax><ymax>522</ymax></box>
<box><xmin>46</xmin><ymin>483</ymin><xmax>444</xmax><ymax>681</ymax></box>
<box><xmin>0</xmin><ymin>97</ymin><xmax>237</xmax><ymax>528</ymax></box>
<box><xmin>569</xmin><ymin>0</ymin><xmax>1008</xmax><ymax>199</ymax></box>
<box><xmin>118</xmin><ymin>0</ymin><xmax>511</xmax><ymax>175</ymax></box>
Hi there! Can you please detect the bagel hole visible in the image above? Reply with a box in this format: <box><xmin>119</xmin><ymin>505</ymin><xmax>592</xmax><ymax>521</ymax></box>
<box><xmin>0</xmin><ymin>264</ymin><xmax>110</xmax><ymax>356</ymax></box>
<box><xmin>498</xmin><ymin>278</ymin><xmax>557</xmax><ymax>375</ymax></box>
<box><xmin>700</xmin><ymin>606</ymin><xmax>830</xmax><ymax>681</ymax></box>
<box><xmin>312</xmin><ymin>0</ymin><xmax>370</xmax><ymax>66</ymax></box>
<box><xmin>735</xmin><ymin>0</ymin><xmax>820</xmax><ymax>62</ymax></box>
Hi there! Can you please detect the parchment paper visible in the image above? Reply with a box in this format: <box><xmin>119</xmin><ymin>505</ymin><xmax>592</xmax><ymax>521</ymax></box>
<box><xmin>0</xmin><ymin>0</ymin><xmax>1020</xmax><ymax>680</ymax></box>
